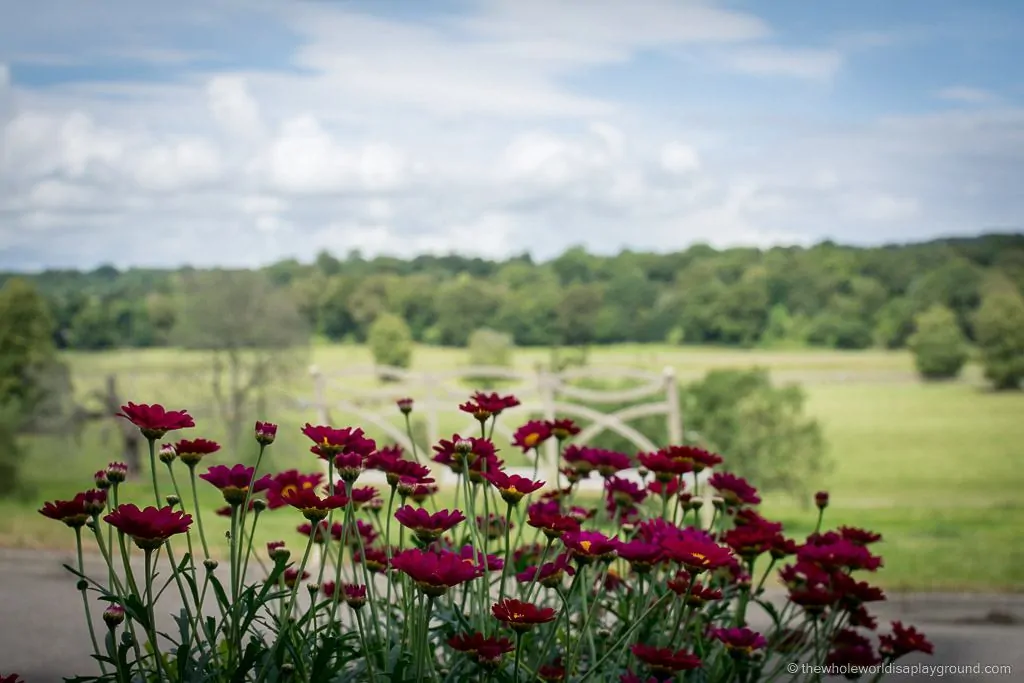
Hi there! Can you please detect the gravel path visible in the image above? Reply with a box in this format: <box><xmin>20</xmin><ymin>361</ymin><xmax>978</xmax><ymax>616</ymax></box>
<box><xmin>1</xmin><ymin>548</ymin><xmax>1020</xmax><ymax>682</ymax></box>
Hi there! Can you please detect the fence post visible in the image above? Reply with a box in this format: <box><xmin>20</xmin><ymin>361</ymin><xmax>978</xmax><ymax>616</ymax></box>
<box><xmin>663</xmin><ymin>366</ymin><xmax>682</xmax><ymax>446</ymax></box>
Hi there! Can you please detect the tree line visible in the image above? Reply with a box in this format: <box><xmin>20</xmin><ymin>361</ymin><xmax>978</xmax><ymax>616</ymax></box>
<box><xmin>3</xmin><ymin>233</ymin><xmax>1023</xmax><ymax>354</ymax></box>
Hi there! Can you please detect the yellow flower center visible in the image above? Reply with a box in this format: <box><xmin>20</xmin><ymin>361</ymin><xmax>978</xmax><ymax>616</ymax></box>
<box><xmin>281</xmin><ymin>484</ymin><xmax>297</xmax><ymax>498</ymax></box>
<box><xmin>579</xmin><ymin>540</ymin><xmax>592</xmax><ymax>553</ymax></box>
<box><xmin>691</xmin><ymin>552</ymin><xmax>707</xmax><ymax>564</ymax></box>
<box><xmin>524</xmin><ymin>433</ymin><xmax>541</xmax><ymax>448</ymax></box>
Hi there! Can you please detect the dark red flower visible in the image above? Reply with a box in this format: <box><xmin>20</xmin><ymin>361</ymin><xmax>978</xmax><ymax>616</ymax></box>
<box><xmin>117</xmin><ymin>402</ymin><xmax>194</xmax><ymax>440</ymax></box>
<box><xmin>616</xmin><ymin>540</ymin><xmax>664</xmax><ymax>573</ymax></box>
<box><xmin>433</xmin><ymin>434</ymin><xmax>493</xmax><ymax>472</ymax></box>
<box><xmin>491</xmin><ymin>598</ymin><xmax>557</xmax><ymax>632</ymax></box>
<box><xmin>833</xmin><ymin>574</ymin><xmax>886</xmax><ymax>609</ymax></box>
<box><xmin>460</xmin><ymin>392</ymin><xmax>520</xmax><ymax>421</ymax></box>
<box><xmin>106</xmin><ymin>462</ymin><xmax>128</xmax><ymax>483</ymax></box>
<box><xmin>710</xmin><ymin>627</ymin><xmax>767</xmax><ymax>657</ymax></box>
<box><xmin>815</xmin><ymin>490</ymin><xmax>829</xmax><ymax>509</ymax></box>
<box><xmin>798</xmin><ymin>538</ymin><xmax>882</xmax><ymax>572</ymax></box>
<box><xmin>408</xmin><ymin>482</ymin><xmax>438</xmax><ymax>504</ymax></box>
<box><xmin>366</xmin><ymin>450</ymin><xmax>432</xmax><ymax>487</ymax></box>
<box><xmin>266</xmin><ymin>540</ymin><xmax>288</xmax><ymax>560</ymax></box>
<box><xmin>39</xmin><ymin>492</ymin><xmax>103</xmax><ymax>528</ymax></box>
<box><xmin>605</xmin><ymin>476</ymin><xmax>648</xmax><ymax>509</ymax></box>
<box><xmin>562</xmin><ymin>444</ymin><xmax>595</xmax><ymax>475</ymax></box>
<box><xmin>104</xmin><ymin>504</ymin><xmax>192</xmax><ymax>550</ymax></box>
<box><xmin>283</xmin><ymin>487</ymin><xmax>347</xmax><ymax>522</ymax></box>
<box><xmin>662</xmin><ymin>536</ymin><xmax>734</xmax><ymax>574</ymax></box>
<box><xmin>667</xmin><ymin>572</ymin><xmax>723</xmax><ymax>607</ymax></box>
<box><xmin>661</xmin><ymin>445</ymin><xmax>722</xmax><ymax>472</ymax></box>
<box><xmin>283</xmin><ymin>568</ymin><xmax>309</xmax><ymax>588</ymax></box>
<box><xmin>839</xmin><ymin>526</ymin><xmax>883</xmax><ymax>546</ymax></box>
<box><xmin>391</xmin><ymin>548</ymin><xmax>482</xmax><ymax>595</ymax></box>
<box><xmin>527</xmin><ymin>506</ymin><xmax>580</xmax><ymax>540</ymax></box>
<box><xmin>707</xmin><ymin>472</ymin><xmax>761</xmax><ymax>506</ymax></box>
<box><xmin>789</xmin><ymin>584</ymin><xmax>839</xmax><ymax>615</ymax></box>
<box><xmin>200</xmin><ymin>464</ymin><xmax>273</xmax><ymax>505</ymax></box>
<box><xmin>330</xmin><ymin>519</ymin><xmax>378</xmax><ymax>547</ymax></box>
<box><xmin>637</xmin><ymin>451</ymin><xmax>692</xmax><ymax>482</ymax></box>
<box><xmin>630</xmin><ymin>644</ymin><xmax>702</xmax><ymax>675</ymax></box>
<box><xmin>298</xmin><ymin>521</ymin><xmax>330</xmax><ymax>544</ymax></box>
<box><xmin>587</xmin><ymin>448</ymin><xmax>633</xmax><ymax>478</ymax></box>
<box><xmin>396</xmin><ymin>397</ymin><xmax>414</xmax><ymax>415</ymax></box>
<box><xmin>171</xmin><ymin>438</ymin><xmax>221</xmax><ymax>467</ymax></box>
<box><xmin>512</xmin><ymin>420</ymin><xmax>553</xmax><ymax>451</ymax></box>
<box><xmin>302</xmin><ymin>424</ymin><xmax>377</xmax><ymax>458</ymax></box>
<box><xmin>0</xmin><ymin>675</ymin><xmax>26</xmax><ymax>683</ymax></box>
<box><xmin>723</xmin><ymin>524</ymin><xmax>780</xmax><ymax>561</ymax></box>
<box><xmin>515</xmin><ymin>552</ymin><xmax>575</xmax><ymax>588</ymax></box>
<box><xmin>457</xmin><ymin>544</ymin><xmax>504</xmax><ymax>571</ymax></box>
<box><xmin>879</xmin><ymin>621</ymin><xmax>933</xmax><ymax>659</ymax></box>
<box><xmin>356</xmin><ymin>546</ymin><xmax>390</xmax><ymax>573</ymax></box>
<box><xmin>94</xmin><ymin>469</ymin><xmax>110</xmax><ymax>489</ymax></box>
<box><xmin>562</xmin><ymin>530</ymin><xmax>618</xmax><ymax>564</ymax></box>
<box><xmin>448</xmin><ymin>632</ymin><xmax>515</xmax><ymax>667</ymax></box>
<box><xmin>254</xmin><ymin>421</ymin><xmax>277</xmax><ymax>445</ymax></box>
<box><xmin>538</xmin><ymin>658</ymin><xmax>566</xmax><ymax>681</ymax></box>
<box><xmin>483</xmin><ymin>470</ymin><xmax>545</xmax><ymax>505</ymax></box>
<box><xmin>394</xmin><ymin>505</ymin><xmax>466</xmax><ymax>541</ymax></box>
<box><xmin>546</xmin><ymin>419</ymin><xmax>580</xmax><ymax>441</ymax></box>
<box><xmin>466</xmin><ymin>452</ymin><xmax>505</xmax><ymax>485</ymax></box>
<box><xmin>475</xmin><ymin>513</ymin><xmax>512</xmax><ymax>541</ymax></box>
<box><xmin>267</xmin><ymin>470</ymin><xmax>324</xmax><ymax>510</ymax></box>
<box><xmin>342</xmin><ymin>583</ymin><xmax>367</xmax><ymax>609</ymax></box>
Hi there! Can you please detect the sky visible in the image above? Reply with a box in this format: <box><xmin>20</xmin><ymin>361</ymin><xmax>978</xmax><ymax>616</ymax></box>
<box><xmin>1</xmin><ymin>0</ymin><xmax>1023</xmax><ymax>271</ymax></box>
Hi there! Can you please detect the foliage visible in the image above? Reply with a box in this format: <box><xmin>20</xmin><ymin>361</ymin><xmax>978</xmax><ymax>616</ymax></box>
<box><xmin>10</xmin><ymin>233</ymin><xmax>1024</xmax><ymax>352</ymax></box>
<box><xmin>36</xmin><ymin>397</ymin><xmax>931</xmax><ymax>683</ymax></box>
<box><xmin>974</xmin><ymin>276</ymin><xmax>1024</xmax><ymax>391</ymax></box>
<box><xmin>172</xmin><ymin>270</ymin><xmax>310</xmax><ymax>450</ymax></box>
<box><xmin>465</xmin><ymin>327</ymin><xmax>515</xmax><ymax>389</ymax></box>
<box><xmin>907</xmin><ymin>305</ymin><xmax>968</xmax><ymax>380</ymax></box>
<box><xmin>367</xmin><ymin>312</ymin><xmax>413</xmax><ymax>371</ymax></box>
<box><xmin>683</xmin><ymin>369</ymin><xmax>828</xmax><ymax>504</ymax></box>
<box><xmin>0</xmin><ymin>277</ymin><xmax>71</xmax><ymax>496</ymax></box>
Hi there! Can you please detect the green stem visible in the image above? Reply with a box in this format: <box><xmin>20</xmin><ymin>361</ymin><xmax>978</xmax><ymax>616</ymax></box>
<box><xmin>524</xmin><ymin>538</ymin><xmax>555</xmax><ymax>604</ymax></box>
<box><xmin>356</xmin><ymin>609</ymin><xmax>379</xmax><ymax>683</ymax></box>
<box><xmin>75</xmin><ymin>527</ymin><xmax>107</xmax><ymax>675</ymax></box>
<box><xmin>383</xmin><ymin>484</ymin><xmax>398</xmax><ymax>670</ymax></box>
<box><xmin>513</xmin><ymin>632</ymin><xmax>523</xmax><ymax>681</ymax></box>
<box><xmin>188</xmin><ymin>467</ymin><xmax>211</xmax><ymax>560</ymax></box>
<box><xmin>576</xmin><ymin>593</ymin><xmax>673</xmax><ymax>683</ymax></box>
<box><xmin>147</xmin><ymin>439</ymin><xmax>161</xmax><ymax>506</ymax></box>
<box><xmin>144</xmin><ymin>548</ymin><xmax>168</xmax><ymax>680</ymax></box>
<box><xmin>497</xmin><ymin>502</ymin><xmax>514</xmax><ymax>606</ymax></box>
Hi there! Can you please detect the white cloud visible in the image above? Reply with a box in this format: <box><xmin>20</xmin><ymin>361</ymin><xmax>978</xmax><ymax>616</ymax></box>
<box><xmin>0</xmin><ymin>0</ymin><xmax>1021</xmax><ymax>269</ymax></box>
<box><xmin>724</xmin><ymin>46</ymin><xmax>843</xmax><ymax>80</ymax></box>
<box><xmin>936</xmin><ymin>86</ymin><xmax>998</xmax><ymax>105</ymax></box>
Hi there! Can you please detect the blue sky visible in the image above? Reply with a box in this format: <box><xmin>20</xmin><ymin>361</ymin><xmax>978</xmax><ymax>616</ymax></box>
<box><xmin>1</xmin><ymin>0</ymin><xmax>1022</xmax><ymax>270</ymax></box>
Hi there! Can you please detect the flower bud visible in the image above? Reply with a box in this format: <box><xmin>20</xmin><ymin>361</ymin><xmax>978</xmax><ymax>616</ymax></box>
<box><xmin>158</xmin><ymin>443</ymin><xmax>177</xmax><ymax>464</ymax></box>
<box><xmin>106</xmin><ymin>462</ymin><xmax>128</xmax><ymax>484</ymax></box>
<box><xmin>815</xmin><ymin>491</ymin><xmax>829</xmax><ymax>510</ymax></box>
<box><xmin>165</xmin><ymin>494</ymin><xmax>180</xmax><ymax>507</ymax></box>
<box><xmin>691</xmin><ymin>498</ymin><xmax>704</xmax><ymax>511</ymax></box>
<box><xmin>711</xmin><ymin>496</ymin><xmax>725</xmax><ymax>511</ymax></box>
<box><xmin>255</xmin><ymin>421</ymin><xmax>278</xmax><ymax>446</ymax></box>
<box><xmin>454</xmin><ymin>439</ymin><xmax>473</xmax><ymax>456</ymax></box>
<box><xmin>103</xmin><ymin>604</ymin><xmax>125</xmax><ymax>629</ymax></box>
<box><xmin>94</xmin><ymin>470</ymin><xmax>110</xmax><ymax>490</ymax></box>
<box><xmin>76</xmin><ymin>579</ymin><xmax>89</xmax><ymax>591</ymax></box>
<box><xmin>396</xmin><ymin>397</ymin><xmax>414</xmax><ymax>415</ymax></box>
<box><xmin>307</xmin><ymin>583</ymin><xmax>320</xmax><ymax>596</ymax></box>
<box><xmin>252</xmin><ymin>499</ymin><xmax>268</xmax><ymax>513</ymax></box>
<box><xmin>204</xmin><ymin>559</ymin><xmax>219</xmax><ymax>572</ymax></box>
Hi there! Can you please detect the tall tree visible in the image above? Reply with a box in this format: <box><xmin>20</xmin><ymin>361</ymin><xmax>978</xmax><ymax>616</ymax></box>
<box><xmin>172</xmin><ymin>270</ymin><xmax>310</xmax><ymax>451</ymax></box>
<box><xmin>908</xmin><ymin>305</ymin><xmax>969</xmax><ymax>380</ymax></box>
<box><xmin>974</xmin><ymin>276</ymin><xmax>1024</xmax><ymax>391</ymax></box>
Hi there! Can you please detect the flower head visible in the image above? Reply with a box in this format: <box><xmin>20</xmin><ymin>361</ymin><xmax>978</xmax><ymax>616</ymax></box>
<box><xmin>255</xmin><ymin>421</ymin><xmax>278</xmax><ymax>445</ymax></box>
<box><xmin>302</xmin><ymin>424</ymin><xmax>377</xmax><ymax>458</ymax></box>
<box><xmin>104</xmin><ymin>504</ymin><xmax>192</xmax><ymax>550</ymax></box>
<box><xmin>491</xmin><ymin>598</ymin><xmax>557</xmax><ymax>633</ymax></box>
<box><xmin>267</xmin><ymin>470</ymin><xmax>324</xmax><ymax>510</ymax></box>
<box><xmin>546</xmin><ymin>418</ymin><xmax>580</xmax><ymax>441</ymax></box>
<box><xmin>39</xmin><ymin>491</ymin><xmax>107</xmax><ymax>528</ymax></box>
<box><xmin>562</xmin><ymin>530</ymin><xmax>618</xmax><ymax>564</ymax></box>
<box><xmin>527</xmin><ymin>506</ymin><xmax>580</xmax><ymax>541</ymax></box>
<box><xmin>173</xmin><ymin>438</ymin><xmax>221</xmax><ymax>467</ymax></box>
<box><xmin>102</xmin><ymin>603</ymin><xmax>125</xmax><ymax>629</ymax></box>
<box><xmin>616</xmin><ymin>539</ymin><xmax>664</xmax><ymax>574</ymax></box>
<box><xmin>448</xmin><ymin>632</ymin><xmax>515</xmax><ymax>668</ymax></box>
<box><xmin>117</xmin><ymin>402</ymin><xmax>195</xmax><ymax>440</ymax></box>
<box><xmin>394</xmin><ymin>505</ymin><xmax>466</xmax><ymax>541</ymax></box>
<box><xmin>396</xmin><ymin>397</ymin><xmax>414</xmax><ymax>415</ymax></box>
<box><xmin>483</xmin><ymin>470</ymin><xmax>545</xmax><ymax>505</ymax></box>
<box><xmin>710</xmin><ymin>627</ymin><xmax>768</xmax><ymax>658</ymax></box>
<box><xmin>512</xmin><ymin>420</ymin><xmax>553</xmax><ymax>451</ymax></box>
<box><xmin>106</xmin><ymin>462</ymin><xmax>128</xmax><ymax>483</ymax></box>
<box><xmin>283</xmin><ymin>487</ymin><xmax>347</xmax><ymax>522</ymax></box>
<box><xmin>708</xmin><ymin>472</ymin><xmax>761</xmax><ymax>507</ymax></box>
<box><xmin>879</xmin><ymin>621</ymin><xmax>933</xmax><ymax>659</ymax></box>
<box><xmin>391</xmin><ymin>548</ymin><xmax>482</xmax><ymax>596</ymax></box>
<box><xmin>630</xmin><ymin>644</ymin><xmax>701</xmax><ymax>675</ymax></box>
<box><xmin>662</xmin><ymin>536</ymin><xmax>734</xmax><ymax>574</ymax></box>
<box><xmin>200</xmin><ymin>464</ymin><xmax>273</xmax><ymax>505</ymax></box>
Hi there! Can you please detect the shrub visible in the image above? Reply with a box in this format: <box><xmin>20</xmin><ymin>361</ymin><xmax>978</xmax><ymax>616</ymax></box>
<box><xmin>367</xmin><ymin>313</ymin><xmax>413</xmax><ymax>372</ymax></box>
<box><xmin>908</xmin><ymin>304</ymin><xmax>969</xmax><ymax>380</ymax></box>
<box><xmin>974</xmin><ymin>282</ymin><xmax>1024</xmax><ymax>390</ymax></box>
<box><xmin>465</xmin><ymin>327</ymin><xmax>515</xmax><ymax>388</ymax></box>
<box><xmin>34</xmin><ymin>396</ymin><xmax>931</xmax><ymax>682</ymax></box>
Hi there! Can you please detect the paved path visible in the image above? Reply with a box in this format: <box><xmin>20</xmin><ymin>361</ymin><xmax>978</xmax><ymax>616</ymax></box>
<box><xmin>1</xmin><ymin>548</ymin><xmax>1021</xmax><ymax>682</ymax></box>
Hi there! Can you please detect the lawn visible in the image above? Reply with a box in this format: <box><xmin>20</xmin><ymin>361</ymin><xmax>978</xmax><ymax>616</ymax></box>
<box><xmin>5</xmin><ymin>343</ymin><xmax>1022</xmax><ymax>593</ymax></box>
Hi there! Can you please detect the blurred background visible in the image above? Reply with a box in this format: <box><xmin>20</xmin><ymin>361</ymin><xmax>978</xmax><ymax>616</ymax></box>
<box><xmin>1</xmin><ymin>0</ymin><xmax>1022</xmax><ymax>598</ymax></box>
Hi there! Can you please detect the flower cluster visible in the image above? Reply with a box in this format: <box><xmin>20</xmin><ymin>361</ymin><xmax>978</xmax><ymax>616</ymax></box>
<box><xmin>39</xmin><ymin>396</ymin><xmax>931</xmax><ymax>682</ymax></box>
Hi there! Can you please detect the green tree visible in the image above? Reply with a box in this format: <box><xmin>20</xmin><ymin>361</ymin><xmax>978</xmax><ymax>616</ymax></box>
<box><xmin>684</xmin><ymin>369</ymin><xmax>828</xmax><ymax>503</ymax></box>
<box><xmin>173</xmin><ymin>270</ymin><xmax>310</xmax><ymax>450</ymax></box>
<box><xmin>908</xmin><ymin>305</ymin><xmax>969</xmax><ymax>380</ymax></box>
<box><xmin>974</xmin><ymin>278</ymin><xmax>1024</xmax><ymax>390</ymax></box>
<box><xmin>367</xmin><ymin>313</ymin><xmax>413</xmax><ymax>373</ymax></box>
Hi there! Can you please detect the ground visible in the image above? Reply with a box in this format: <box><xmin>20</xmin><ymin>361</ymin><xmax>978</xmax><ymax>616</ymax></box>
<box><xmin>5</xmin><ymin>344</ymin><xmax>1024</xmax><ymax>592</ymax></box>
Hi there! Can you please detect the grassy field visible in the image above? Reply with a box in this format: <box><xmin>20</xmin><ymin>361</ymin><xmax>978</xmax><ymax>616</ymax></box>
<box><xmin>4</xmin><ymin>343</ymin><xmax>1022</xmax><ymax>593</ymax></box>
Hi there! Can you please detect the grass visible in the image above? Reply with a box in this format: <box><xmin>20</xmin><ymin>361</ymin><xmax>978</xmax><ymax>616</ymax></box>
<box><xmin>4</xmin><ymin>343</ymin><xmax>1022</xmax><ymax>593</ymax></box>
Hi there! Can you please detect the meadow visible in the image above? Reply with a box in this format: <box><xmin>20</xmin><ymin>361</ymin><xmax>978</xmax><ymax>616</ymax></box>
<box><xmin>5</xmin><ymin>343</ymin><xmax>1022</xmax><ymax>594</ymax></box>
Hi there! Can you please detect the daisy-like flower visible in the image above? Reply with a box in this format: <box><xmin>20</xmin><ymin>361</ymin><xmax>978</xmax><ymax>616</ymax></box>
<box><xmin>662</xmin><ymin>536</ymin><xmax>735</xmax><ymax>574</ymax></box>
<box><xmin>448</xmin><ymin>632</ymin><xmax>515</xmax><ymax>668</ymax></box>
<box><xmin>616</xmin><ymin>539</ymin><xmax>664</xmax><ymax>574</ymax></box>
<box><xmin>254</xmin><ymin>420</ymin><xmax>277</xmax><ymax>445</ymax></box>
<box><xmin>394</xmin><ymin>505</ymin><xmax>466</xmax><ymax>541</ymax></box>
<box><xmin>666</xmin><ymin>572</ymin><xmax>723</xmax><ymax>607</ymax></box>
<box><xmin>511</xmin><ymin>420</ymin><xmax>553</xmax><ymax>452</ymax></box>
<box><xmin>546</xmin><ymin>419</ymin><xmax>580</xmax><ymax>441</ymax></box>
<box><xmin>391</xmin><ymin>548</ymin><xmax>482</xmax><ymax>596</ymax></box>
<box><xmin>515</xmin><ymin>553</ymin><xmax>575</xmax><ymax>589</ymax></box>
<box><xmin>630</xmin><ymin>644</ymin><xmax>701</xmax><ymax>676</ymax></box>
<box><xmin>174</xmin><ymin>438</ymin><xmax>221</xmax><ymax>467</ymax></box>
<box><xmin>562</xmin><ymin>530</ymin><xmax>618</xmax><ymax>564</ymax></box>
<box><xmin>879</xmin><ymin>621</ymin><xmax>933</xmax><ymax>659</ymax></box>
<box><xmin>104</xmin><ymin>504</ymin><xmax>192</xmax><ymax>550</ymax></box>
<box><xmin>491</xmin><ymin>598</ymin><xmax>557</xmax><ymax>633</ymax></box>
<box><xmin>707</xmin><ymin>472</ymin><xmax>761</xmax><ymax>507</ymax></box>
<box><xmin>266</xmin><ymin>470</ymin><xmax>324</xmax><ymax>510</ymax></box>
<box><xmin>709</xmin><ymin>627</ymin><xmax>768</xmax><ymax>658</ymax></box>
<box><xmin>483</xmin><ymin>470</ymin><xmax>545</xmax><ymax>505</ymax></box>
<box><xmin>527</xmin><ymin>507</ymin><xmax>580</xmax><ymax>541</ymax></box>
<box><xmin>117</xmin><ymin>402</ymin><xmax>194</xmax><ymax>440</ymax></box>
<box><xmin>283</xmin><ymin>487</ymin><xmax>348</xmax><ymax>522</ymax></box>
<box><xmin>661</xmin><ymin>445</ymin><xmax>722</xmax><ymax>472</ymax></box>
<box><xmin>200</xmin><ymin>464</ymin><xmax>273</xmax><ymax>505</ymax></box>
